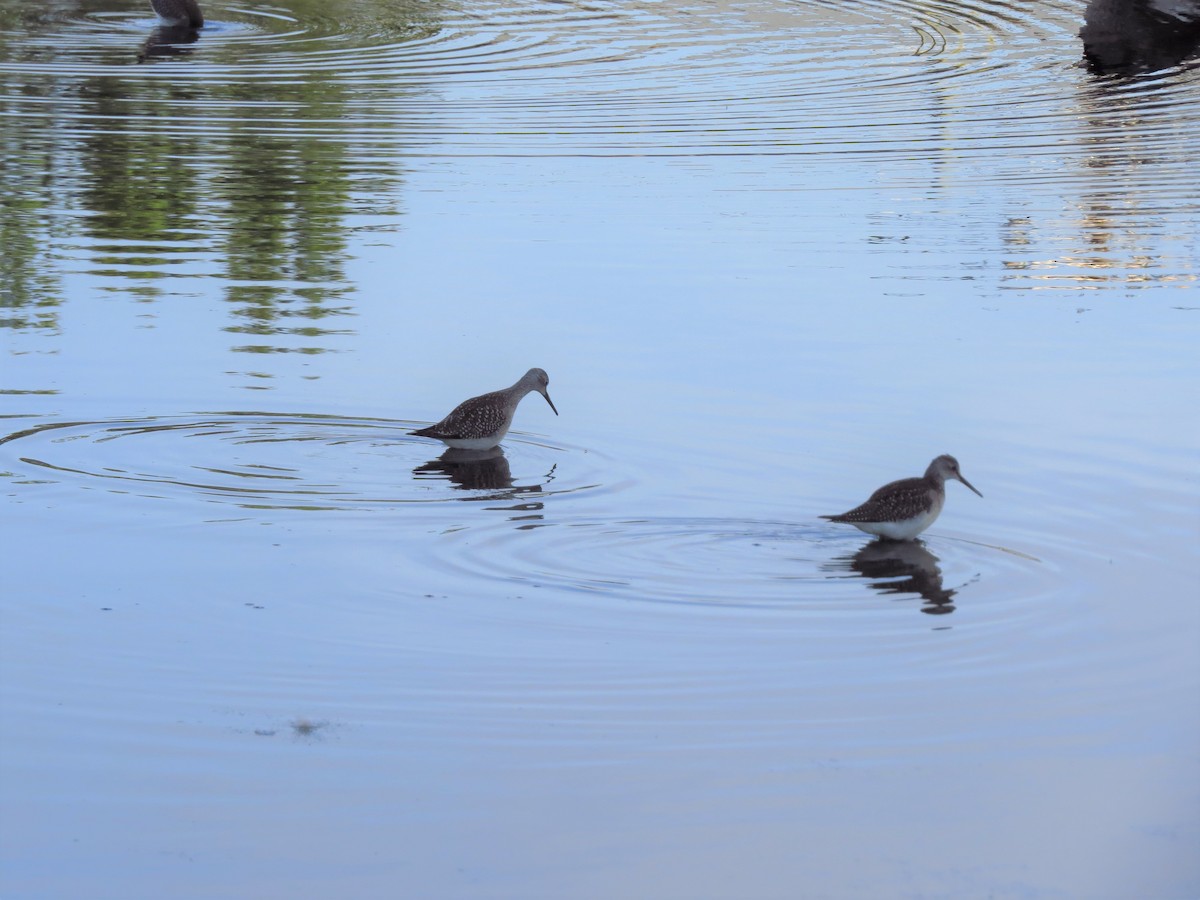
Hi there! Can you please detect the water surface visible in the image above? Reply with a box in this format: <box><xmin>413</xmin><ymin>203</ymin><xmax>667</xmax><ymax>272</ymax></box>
<box><xmin>2</xmin><ymin>1</ymin><xmax>1198</xmax><ymax>897</ymax></box>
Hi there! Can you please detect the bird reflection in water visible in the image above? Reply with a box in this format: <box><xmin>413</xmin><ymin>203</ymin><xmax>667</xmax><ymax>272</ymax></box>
<box><xmin>828</xmin><ymin>539</ymin><xmax>957</xmax><ymax>615</ymax></box>
<box><xmin>413</xmin><ymin>447</ymin><xmax>550</xmax><ymax>517</ymax></box>
<box><xmin>138</xmin><ymin>25</ymin><xmax>200</xmax><ymax>61</ymax></box>
<box><xmin>139</xmin><ymin>0</ymin><xmax>204</xmax><ymax>62</ymax></box>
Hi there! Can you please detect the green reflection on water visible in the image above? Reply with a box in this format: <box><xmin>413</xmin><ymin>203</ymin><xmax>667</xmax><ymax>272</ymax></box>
<box><xmin>0</xmin><ymin>111</ymin><xmax>62</xmax><ymax>330</ymax></box>
<box><xmin>0</xmin><ymin>0</ymin><xmax>439</xmax><ymax>358</ymax></box>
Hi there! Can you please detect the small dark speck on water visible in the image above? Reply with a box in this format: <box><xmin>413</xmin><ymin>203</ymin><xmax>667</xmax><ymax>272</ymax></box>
<box><xmin>291</xmin><ymin>718</ymin><xmax>328</xmax><ymax>738</ymax></box>
<box><xmin>254</xmin><ymin>729</ymin><xmax>276</xmax><ymax>737</ymax></box>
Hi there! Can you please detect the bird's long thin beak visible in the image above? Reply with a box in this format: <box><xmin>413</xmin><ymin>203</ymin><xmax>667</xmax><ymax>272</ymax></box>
<box><xmin>542</xmin><ymin>390</ymin><xmax>559</xmax><ymax>416</ymax></box>
<box><xmin>958</xmin><ymin>474</ymin><xmax>983</xmax><ymax>498</ymax></box>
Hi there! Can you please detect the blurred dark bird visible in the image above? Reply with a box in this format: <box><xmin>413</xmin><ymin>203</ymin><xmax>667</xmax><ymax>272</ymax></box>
<box><xmin>150</xmin><ymin>0</ymin><xmax>204</xmax><ymax>29</ymax></box>
<box><xmin>1080</xmin><ymin>0</ymin><xmax>1200</xmax><ymax>72</ymax></box>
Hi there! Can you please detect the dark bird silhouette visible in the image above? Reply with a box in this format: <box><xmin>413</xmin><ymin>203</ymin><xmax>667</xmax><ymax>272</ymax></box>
<box><xmin>150</xmin><ymin>0</ymin><xmax>204</xmax><ymax>30</ymax></box>
<box><xmin>1080</xmin><ymin>0</ymin><xmax>1200</xmax><ymax>73</ymax></box>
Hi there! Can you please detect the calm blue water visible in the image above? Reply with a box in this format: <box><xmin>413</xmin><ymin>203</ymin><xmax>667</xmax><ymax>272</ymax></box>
<box><xmin>2</xmin><ymin>1</ymin><xmax>1198</xmax><ymax>897</ymax></box>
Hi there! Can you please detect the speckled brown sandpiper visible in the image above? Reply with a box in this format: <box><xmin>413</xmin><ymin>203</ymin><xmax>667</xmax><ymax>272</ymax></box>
<box><xmin>409</xmin><ymin>368</ymin><xmax>558</xmax><ymax>450</ymax></box>
<box><xmin>821</xmin><ymin>454</ymin><xmax>982</xmax><ymax>541</ymax></box>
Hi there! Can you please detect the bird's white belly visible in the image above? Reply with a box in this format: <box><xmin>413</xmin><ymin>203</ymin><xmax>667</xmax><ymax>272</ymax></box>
<box><xmin>854</xmin><ymin>506</ymin><xmax>941</xmax><ymax>541</ymax></box>
<box><xmin>440</xmin><ymin>430</ymin><xmax>509</xmax><ymax>451</ymax></box>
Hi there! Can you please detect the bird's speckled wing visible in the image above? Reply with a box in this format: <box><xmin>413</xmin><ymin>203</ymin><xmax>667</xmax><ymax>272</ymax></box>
<box><xmin>822</xmin><ymin>476</ymin><xmax>933</xmax><ymax>523</ymax></box>
<box><xmin>411</xmin><ymin>389</ymin><xmax>510</xmax><ymax>439</ymax></box>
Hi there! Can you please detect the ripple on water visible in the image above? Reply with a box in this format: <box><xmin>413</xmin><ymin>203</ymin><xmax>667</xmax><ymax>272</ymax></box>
<box><xmin>392</xmin><ymin>507</ymin><xmax>1097</xmax><ymax>739</ymax></box>
<box><xmin>421</xmin><ymin>511</ymin><xmax>1055</xmax><ymax>623</ymax></box>
<box><xmin>3</xmin><ymin>0</ymin><xmax>1194</xmax><ymax>172</ymax></box>
<box><xmin>0</xmin><ymin>413</ymin><xmax>611</xmax><ymax>513</ymax></box>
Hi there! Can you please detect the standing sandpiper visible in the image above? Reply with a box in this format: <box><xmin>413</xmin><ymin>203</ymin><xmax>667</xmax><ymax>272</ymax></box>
<box><xmin>409</xmin><ymin>368</ymin><xmax>558</xmax><ymax>450</ymax></box>
<box><xmin>150</xmin><ymin>0</ymin><xmax>204</xmax><ymax>28</ymax></box>
<box><xmin>821</xmin><ymin>454</ymin><xmax>982</xmax><ymax>541</ymax></box>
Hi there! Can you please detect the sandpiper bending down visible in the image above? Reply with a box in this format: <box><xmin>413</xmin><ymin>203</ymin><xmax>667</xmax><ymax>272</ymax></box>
<box><xmin>410</xmin><ymin>368</ymin><xmax>558</xmax><ymax>450</ymax></box>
